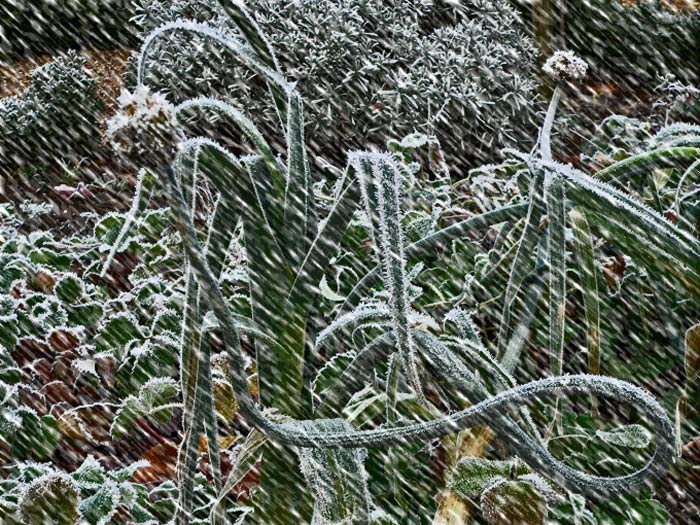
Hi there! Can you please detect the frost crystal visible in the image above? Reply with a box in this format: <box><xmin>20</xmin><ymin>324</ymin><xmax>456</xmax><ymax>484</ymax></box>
<box><xmin>543</xmin><ymin>50</ymin><xmax>588</xmax><ymax>82</ymax></box>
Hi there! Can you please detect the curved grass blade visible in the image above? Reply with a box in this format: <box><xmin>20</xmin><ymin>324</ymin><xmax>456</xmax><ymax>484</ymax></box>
<box><xmin>163</xmin><ymin>163</ymin><xmax>674</xmax><ymax>500</ymax></box>
<box><xmin>138</xmin><ymin>20</ymin><xmax>290</xmax><ymax>118</ymax></box>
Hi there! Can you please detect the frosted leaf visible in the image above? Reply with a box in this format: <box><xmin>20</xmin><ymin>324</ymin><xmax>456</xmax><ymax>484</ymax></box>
<box><xmin>449</xmin><ymin>457</ymin><xmax>527</xmax><ymax>499</ymax></box>
<box><xmin>444</xmin><ymin>307</ymin><xmax>482</xmax><ymax>344</ymax></box>
<box><xmin>78</xmin><ymin>480</ymin><xmax>122</xmax><ymax>525</ymax></box>
<box><xmin>319</xmin><ymin>275</ymin><xmax>345</xmax><ymax>302</ymax></box>
<box><xmin>19</xmin><ymin>472</ymin><xmax>79</xmax><ymax>525</ymax></box>
<box><xmin>595</xmin><ymin>424</ymin><xmax>653</xmax><ymax>449</ymax></box>
<box><xmin>315</xmin><ymin>301</ymin><xmax>391</xmax><ymax>351</ymax></box>
<box><xmin>296</xmin><ymin>419</ymin><xmax>372</xmax><ymax>525</ymax></box>
<box><xmin>111</xmin><ymin>378</ymin><xmax>179</xmax><ymax>439</ymax></box>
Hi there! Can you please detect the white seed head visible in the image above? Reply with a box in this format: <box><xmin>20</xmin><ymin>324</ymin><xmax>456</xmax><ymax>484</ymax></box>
<box><xmin>543</xmin><ymin>50</ymin><xmax>588</xmax><ymax>82</ymax></box>
<box><xmin>105</xmin><ymin>85</ymin><xmax>183</xmax><ymax>169</ymax></box>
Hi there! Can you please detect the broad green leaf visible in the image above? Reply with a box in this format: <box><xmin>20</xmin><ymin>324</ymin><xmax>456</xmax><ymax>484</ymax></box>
<box><xmin>111</xmin><ymin>378</ymin><xmax>179</xmax><ymax>439</ymax></box>
<box><xmin>497</xmin><ymin>169</ymin><xmax>545</xmax><ymax>367</ymax></box>
<box><xmin>595</xmin><ymin>424</ymin><xmax>652</xmax><ymax>449</ymax></box>
<box><xmin>449</xmin><ymin>457</ymin><xmax>528</xmax><ymax>499</ymax></box>
<box><xmin>95</xmin><ymin>314</ymin><xmax>143</xmax><ymax>358</ymax></box>
<box><xmin>79</xmin><ymin>483</ymin><xmax>120</xmax><ymax>525</ymax></box>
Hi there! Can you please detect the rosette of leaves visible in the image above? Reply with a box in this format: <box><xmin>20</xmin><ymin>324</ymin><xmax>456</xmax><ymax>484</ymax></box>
<box><xmin>116</xmin><ymin>11</ymin><xmax>688</xmax><ymax>525</ymax></box>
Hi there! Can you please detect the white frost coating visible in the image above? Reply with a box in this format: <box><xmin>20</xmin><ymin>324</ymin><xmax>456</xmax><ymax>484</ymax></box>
<box><xmin>539</xmin><ymin>86</ymin><xmax>562</xmax><ymax>162</ymax></box>
<box><xmin>175</xmin><ymin>97</ymin><xmax>279</xmax><ymax>168</ymax></box>
<box><xmin>653</xmin><ymin>122</ymin><xmax>700</xmax><ymax>142</ymax></box>
<box><xmin>296</xmin><ymin>419</ymin><xmax>372</xmax><ymax>524</ymax></box>
<box><xmin>444</xmin><ymin>307</ymin><xmax>482</xmax><ymax>344</ymax></box>
<box><xmin>370</xmin><ymin>154</ymin><xmax>425</xmax><ymax>404</ymax></box>
<box><xmin>315</xmin><ymin>301</ymin><xmax>391</xmax><ymax>351</ymax></box>
<box><xmin>72</xmin><ymin>358</ymin><xmax>98</xmax><ymax>377</ymax></box>
<box><xmin>543</xmin><ymin>50</ymin><xmax>588</xmax><ymax>82</ymax></box>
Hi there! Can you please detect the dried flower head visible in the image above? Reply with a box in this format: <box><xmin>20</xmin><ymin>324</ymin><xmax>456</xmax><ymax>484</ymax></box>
<box><xmin>106</xmin><ymin>85</ymin><xmax>183</xmax><ymax>169</ymax></box>
<box><xmin>543</xmin><ymin>50</ymin><xmax>588</xmax><ymax>82</ymax></box>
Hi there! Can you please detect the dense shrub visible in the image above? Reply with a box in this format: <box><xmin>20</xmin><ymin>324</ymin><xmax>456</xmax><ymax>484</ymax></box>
<box><xmin>0</xmin><ymin>0</ymin><xmax>136</xmax><ymax>58</ymax></box>
<box><xmin>133</xmin><ymin>0</ymin><xmax>540</xmax><ymax>171</ymax></box>
<box><xmin>0</xmin><ymin>52</ymin><xmax>102</xmax><ymax>175</ymax></box>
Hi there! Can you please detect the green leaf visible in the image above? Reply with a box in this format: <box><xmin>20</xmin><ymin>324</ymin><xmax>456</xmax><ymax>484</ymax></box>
<box><xmin>595</xmin><ymin>496</ymin><xmax>670</xmax><ymax>525</ymax></box>
<box><xmin>54</xmin><ymin>274</ymin><xmax>84</xmax><ymax>304</ymax></box>
<box><xmin>546</xmin><ymin>174</ymin><xmax>567</xmax><ymax>377</ymax></box>
<box><xmin>570</xmin><ymin>208</ymin><xmax>601</xmax><ymax>377</ymax></box>
<box><xmin>20</xmin><ymin>474</ymin><xmax>79</xmax><ymax>525</ymax></box>
<box><xmin>28</xmin><ymin>248</ymin><xmax>70</xmax><ymax>271</ymax></box>
<box><xmin>296</xmin><ymin>419</ymin><xmax>372</xmax><ymax>525</ymax></box>
<box><xmin>357</xmin><ymin>153</ymin><xmax>423</xmax><ymax>401</ymax></box>
<box><xmin>284</xmin><ymin>91</ymin><xmax>317</xmax><ymax>269</ymax></box>
<box><xmin>72</xmin><ymin>456</ymin><xmax>106</xmax><ymax>489</ymax></box>
<box><xmin>95</xmin><ymin>314</ymin><xmax>143</xmax><ymax>358</ymax></box>
<box><xmin>595</xmin><ymin>424</ymin><xmax>652</xmax><ymax>449</ymax></box>
<box><xmin>626</xmin><ymin>500</ymin><xmax>670</xmax><ymax>525</ymax></box>
<box><xmin>448</xmin><ymin>457</ymin><xmax>527</xmax><ymax>499</ymax></box>
<box><xmin>79</xmin><ymin>484</ymin><xmax>120</xmax><ymax>525</ymax></box>
<box><xmin>66</xmin><ymin>302</ymin><xmax>104</xmax><ymax>328</ymax></box>
<box><xmin>111</xmin><ymin>378</ymin><xmax>179</xmax><ymax>439</ymax></box>
<box><xmin>498</xmin><ymin>169</ymin><xmax>545</xmax><ymax>369</ymax></box>
<box><xmin>13</xmin><ymin>411</ymin><xmax>58</xmax><ymax>460</ymax></box>
<box><xmin>596</xmin><ymin>147</ymin><xmax>700</xmax><ymax>184</ymax></box>
<box><xmin>115</xmin><ymin>339</ymin><xmax>178</xmax><ymax>396</ymax></box>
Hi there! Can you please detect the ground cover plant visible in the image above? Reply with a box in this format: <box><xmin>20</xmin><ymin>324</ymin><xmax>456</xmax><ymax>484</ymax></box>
<box><xmin>0</xmin><ymin>1</ymin><xmax>700</xmax><ymax>524</ymax></box>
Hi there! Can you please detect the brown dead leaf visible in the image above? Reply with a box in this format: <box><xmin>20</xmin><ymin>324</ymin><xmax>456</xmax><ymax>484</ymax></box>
<box><xmin>131</xmin><ymin>440</ymin><xmax>179</xmax><ymax>484</ymax></box>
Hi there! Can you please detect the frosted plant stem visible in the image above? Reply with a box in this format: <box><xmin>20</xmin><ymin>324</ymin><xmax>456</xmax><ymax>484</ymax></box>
<box><xmin>540</xmin><ymin>85</ymin><xmax>562</xmax><ymax>162</ymax></box>
<box><xmin>100</xmin><ymin>168</ymin><xmax>153</xmax><ymax>278</ymax></box>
